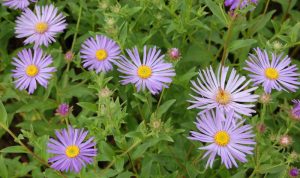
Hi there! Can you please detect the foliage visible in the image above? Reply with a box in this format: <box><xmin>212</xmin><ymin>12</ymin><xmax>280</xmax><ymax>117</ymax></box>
<box><xmin>0</xmin><ymin>0</ymin><xmax>300</xmax><ymax>177</ymax></box>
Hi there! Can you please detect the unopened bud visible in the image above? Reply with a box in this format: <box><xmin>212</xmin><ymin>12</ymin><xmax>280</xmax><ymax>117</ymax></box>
<box><xmin>64</xmin><ymin>51</ymin><xmax>74</xmax><ymax>62</ymax></box>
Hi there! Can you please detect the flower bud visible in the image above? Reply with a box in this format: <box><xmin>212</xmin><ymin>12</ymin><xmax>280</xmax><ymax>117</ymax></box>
<box><xmin>99</xmin><ymin>87</ymin><xmax>113</xmax><ymax>98</ymax></box>
<box><xmin>259</xmin><ymin>93</ymin><xmax>271</xmax><ymax>104</ymax></box>
<box><xmin>64</xmin><ymin>51</ymin><xmax>74</xmax><ymax>62</ymax></box>
<box><xmin>279</xmin><ymin>135</ymin><xmax>293</xmax><ymax>147</ymax></box>
<box><xmin>256</xmin><ymin>123</ymin><xmax>266</xmax><ymax>134</ymax></box>
<box><xmin>168</xmin><ymin>48</ymin><xmax>181</xmax><ymax>61</ymax></box>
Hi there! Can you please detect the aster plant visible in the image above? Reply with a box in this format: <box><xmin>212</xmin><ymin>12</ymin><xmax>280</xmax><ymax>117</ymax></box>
<box><xmin>15</xmin><ymin>4</ymin><xmax>67</xmax><ymax>47</ymax></box>
<box><xmin>47</xmin><ymin>126</ymin><xmax>97</xmax><ymax>173</ymax></box>
<box><xmin>80</xmin><ymin>35</ymin><xmax>121</xmax><ymax>73</ymax></box>
<box><xmin>188</xmin><ymin>66</ymin><xmax>258</xmax><ymax>117</ymax></box>
<box><xmin>2</xmin><ymin>0</ymin><xmax>37</xmax><ymax>9</ymax></box>
<box><xmin>245</xmin><ymin>48</ymin><xmax>300</xmax><ymax>94</ymax></box>
<box><xmin>11</xmin><ymin>48</ymin><xmax>56</xmax><ymax>94</ymax></box>
<box><xmin>188</xmin><ymin>110</ymin><xmax>256</xmax><ymax>168</ymax></box>
<box><xmin>115</xmin><ymin>46</ymin><xmax>176</xmax><ymax>94</ymax></box>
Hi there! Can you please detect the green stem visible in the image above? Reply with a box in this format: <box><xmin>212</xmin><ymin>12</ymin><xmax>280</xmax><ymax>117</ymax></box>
<box><xmin>281</xmin><ymin>0</ymin><xmax>291</xmax><ymax>23</ymax></box>
<box><xmin>0</xmin><ymin>123</ymin><xmax>66</xmax><ymax>178</ymax></box>
<box><xmin>220</xmin><ymin>14</ymin><xmax>237</xmax><ymax>66</ymax></box>
<box><xmin>71</xmin><ymin>4</ymin><xmax>83</xmax><ymax>52</ymax></box>
<box><xmin>263</xmin><ymin>0</ymin><xmax>270</xmax><ymax>15</ymax></box>
<box><xmin>156</xmin><ymin>88</ymin><xmax>165</xmax><ymax>111</ymax></box>
<box><xmin>62</xmin><ymin>62</ymin><xmax>70</xmax><ymax>89</ymax></box>
<box><xmin>102</xmin><ymin>139</ymin><xmax>142</xmax><ymax>171</ymax></box>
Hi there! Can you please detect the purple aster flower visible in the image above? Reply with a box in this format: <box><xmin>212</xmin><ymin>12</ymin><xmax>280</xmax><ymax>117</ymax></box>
<box><xmin>188</xmin><ymin>110</ymin><xmax>255</xmax><ymax>168</ymax></box>
<box><xmin>80</xmin><ymin>35</ymin><xmax>121</xmax><ymax>73</ymax></box>
<box><xmin>188</xmin><ymin>66</ymin><xmax>258</xmax><ymax>118</ymax></box>
<box><xmin>2</xmin><ymin>0</ymin><xmax>37</xmax><ymax>9</ymax></box>
<box><xmin>47</xmin><ymin>126</ymin><xmax>97</xmax><ymax>173</ymax></box>
<box><xmin>244</xmin><ymin>48</ymin><xmax>300</xmax><ymax>94</ymax></box>
<box><xmin>56</xmin><ymin>103</ymin><xmax>72</xmax><ymax>117</ymax></box>
<box><xmin>15</xmin><ymin>4</ymin><xmax>67</xmax><ymax>47</ymax></box>
<box><xmin>289</xmin><ymin>167</ymin><xmax>299</xmax><ymax>177</ymax></box>
<box><xmin>225</xmin><ymin>0</ymin><xmax>258</xmax><ymax>10</ymax></box>
<box><xmin>115</xmin><ymin>46</ymin><xmax>176</xmax><ymax>94</ymax></box>
<box><xmin>11</xmin><ymin>48</ymin><xmax>56</xmax><ymax>94</ymax></box>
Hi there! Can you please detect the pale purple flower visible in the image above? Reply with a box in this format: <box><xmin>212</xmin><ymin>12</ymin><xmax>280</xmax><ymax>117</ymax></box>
<box><xmin>115</xmin><ymin>46</ymin><xmax>176</xmax><ymax>94</ymax></box>
<box><xmin>244</xmin><ymin>48</ymin><xmax>300</xmax><ymax>94</ymax></box>
<box><xmin>188</xmin><ymin>66</ymin><xmax>258</xmax><ymax>118</ymax></box>
<box><xmin>80</xmin><ymin>35</ymin><xmax>121</xmax><ymax>73</ymax></box>
<box><xmin>188</xmin><ymin>110</ymin><xmax>255</xmax><ymax>169</ymax></box>
<box><xmin>47</xmin><ymin>126</ymin><xmax>97</xmax><ymax>173</ymax></box>
<box><xmin>225</xmin><ymin>0</ymin><xmax>258</xmax><ymax>10</ymax></box>
<box><xmin>11</xmin><ymin>48</ymin><xmax>56</xmax><ymax>94</ymax></box>
<box><xmin>2</xmin><ymin>0</ymin><xmax>37</xmax><ymax>9</ymax></box>
<box><xmin>56</xmin><ymin>103</ymin><xmax>72</xmax><ymax>117</ymax></box>
<box><xmin>15</xmin><ymin>4</ymin><xmax>67</xmax><ymax>47</ymax></box>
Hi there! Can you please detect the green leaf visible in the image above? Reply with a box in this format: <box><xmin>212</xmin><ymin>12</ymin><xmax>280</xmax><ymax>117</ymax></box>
<box><xmin>99</xmin><ymin>141</ymin><xmax>115</xmax><ymax>161</ymax></box>
<box><xmin>116</xmin><ymin>171</ymin><xmax>134</xmax><ymax>178</ymax></box>
<box><xmin>257</xmin><ymin>164</ymin><xmax>287</xmax><ymax>174</ymax></box>
<box><xmin>133</xmin><ymin>93</ymin><xmax>147</xmax><ymax>103</ymax></box>
<box><xmin>0</xmin><ymin>155</ymin><xmax>8</xmax><ymax>178</ymax></box>
<box><xmin>228</xmin><ymin>39</ymin><xmax>257</xmax><ymax>52</ymax></box>
<box><xmin>77</xmin><ymin>102</ymin><xmax>97</xmax><ymax>112</ymax></box>
<box><xmin>157</xmin><ymin>99</ymin><xmax>176</xmax><ymax>117</ymax></box>
<box><xmin>17</xmin><ymin>100</ymin><xmax>56</xmax><ymax>113</ymax></box>
<box><xmin>248</xmin><ymin>10</ymin><xmax>276</xmax><ymax>36</ymax></box>
<box><xmin>140</xmin><ymin>156</ymin><xmax>153</xmax><ymax>178</ymax></box>
<box><xmin>0</xmin><ymin>101</ymin><xmax>7</xmax><ymax>126</ymax></box>
<box><xmin>115</xmin><ymin>156</ymin><xmax>125</xmax><ymax>173</ymax></box>
<box><xmin>205</xmin><ymin>0</ymin><xmax>228</xmax><ymax>26</ymax></box>
<box><xmin>132</xmin><ymin>138</ymin><xmax>160</xmax><ymax>159</ymax></box>
<box><xmin>0</xmin><ymin>146</ymin><xmax>28</xmax><ymax>153</ymax></box>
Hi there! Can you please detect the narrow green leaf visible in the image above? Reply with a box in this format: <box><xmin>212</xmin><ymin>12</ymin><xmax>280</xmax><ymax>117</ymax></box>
<box><xmin>0</xmin><ymin>155</ymin><xmax>8</xmax><ymax>178</ymax></box>
<box><xmin>157</xmin><ymin>99</ymin><xmax>176</xmax><ymax>117</ymax></box>
<box><xmin>0</xmin><ymin>101</ymin><xmax>7</xmax><ymax>126</ymax></box>
<box><xmin>0</xmin><ymin>146</ymin><xmax>28</xmax><ymax>153</ymax></box>
<box><xmin>77</xmin><ymin>102</ymin><xmax>97</xmax><ymax>111</ymax></box>
<box><xmin>205</xmin><ymin>0</ymin><xmax>228</xmax><ymax>26</ymax></box>
<box><xmin>133</xmin><ymin>93</ymin><xmax>147</xmax><ymax>103</ymax></box>
<box><xmin>228</xmin><ymin>39</ymin><xmax>257</xmax><ymax>52</ymax></box>
<box><xmin>257</xmin><ymin>164</ymin><xmax>286</xmax><ymax>174</ymax></box>
<box><xmin>248</xmin><ymin>10</ymin><xmax>275</xmax><ymax>36</ymax></box>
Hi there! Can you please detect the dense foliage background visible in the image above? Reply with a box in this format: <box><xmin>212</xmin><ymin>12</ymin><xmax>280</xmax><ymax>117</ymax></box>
<box><xmin>0</xmin><ymin>0</ymin><xmax>300</xmax><ymax>177</ymax></box>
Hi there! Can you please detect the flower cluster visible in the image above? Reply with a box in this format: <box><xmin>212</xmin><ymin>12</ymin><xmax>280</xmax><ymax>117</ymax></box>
<box><xmin>5</xmin><ymin>0</ymin><xmax>300</xmax><ymax>174</ymax></box>
<box><xmin>188</xmin><ymin>47</ymin><xmax>300</xmax><ymax>168</ymax></box>
<box><xmin>7</xmin><ymin>2</ymin><xmax>178</xmax><ymax>173</ymax></box>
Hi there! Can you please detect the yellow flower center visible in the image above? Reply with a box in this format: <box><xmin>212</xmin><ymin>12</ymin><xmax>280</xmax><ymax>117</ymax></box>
<box><xmin>265</xmin><ymin>67</ymin><xmax>279</xmax><ymax>80</ymax></box>
<box><xmin>25</xmin><ymin>65</ymin><xmax>39</xmax><ymax>77</ymax></box>
<box><xmin>65</xmin><ymin>145</ymin><xmax>80</xmax><ymax>158</ymax></box>
<box><xmin>137</xmin><ymin>65</ymin><xmax>152</xmax><ymax>79</ymax></box>
<box><xmin>35</xmin><ymin>22</ymin><xmax>49</xmax><ymax>34</ymax></box>
<box><xmin>95</xmin><ymin>49</ymin><xmax>108</xmax><ymax>61</ymax></box>
<box><xmin>216</xmin><ymin>89</ymin><xmax>231</xmax><ymax>105</ymax></box>
<box><xmin>214</xmin><ymin>131</ymin><xmax>230</xmax><ymax>146</ymax></box>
